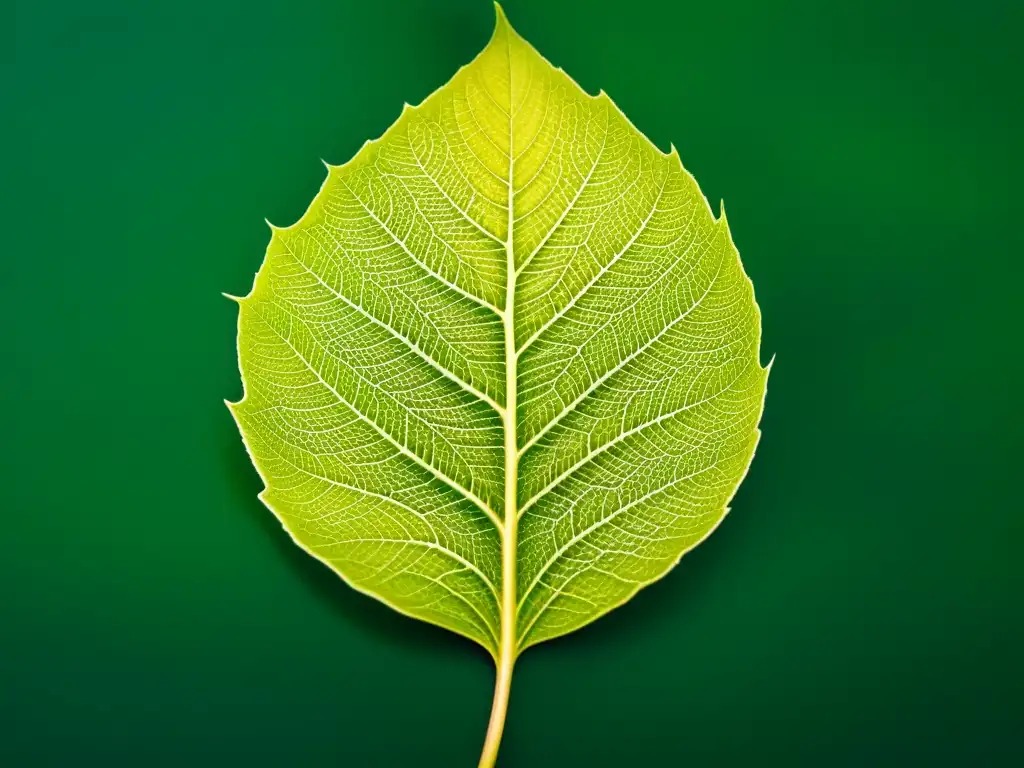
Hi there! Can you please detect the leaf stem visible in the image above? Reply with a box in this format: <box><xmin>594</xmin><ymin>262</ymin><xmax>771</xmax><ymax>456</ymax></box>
<box><xmin>478</xmin><ymin>629</ymin><xmax>515</xmax><ymax>768</ymax></box>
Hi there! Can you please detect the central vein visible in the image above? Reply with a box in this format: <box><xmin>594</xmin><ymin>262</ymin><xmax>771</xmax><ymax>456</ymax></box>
<box><xmin>478</xmin><ymin>38</ymin><xmax>519</xmax><ymax>768</ymax></box>
<box><xmin>501</xmin><ymin>150</ymin><xmax>518</xmax><ymax>673</ymax></box>
<box><xmin>497</xmin><ymin>29</ymin><xmax>520</xmax><ymax>704</ymax></box>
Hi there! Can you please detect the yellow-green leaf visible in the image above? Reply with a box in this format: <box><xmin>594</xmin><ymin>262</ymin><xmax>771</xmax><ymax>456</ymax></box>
<box><xmin>228</xmin><ymin>5</ymin><xmax>767</xmax><ymax>765</ymax></box>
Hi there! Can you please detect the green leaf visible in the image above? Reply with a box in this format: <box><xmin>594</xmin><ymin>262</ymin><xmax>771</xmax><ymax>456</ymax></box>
<box><xmin>228</xmin><ymin>5</ymin><xmax>767</xmax><ymax>764</ymax></box>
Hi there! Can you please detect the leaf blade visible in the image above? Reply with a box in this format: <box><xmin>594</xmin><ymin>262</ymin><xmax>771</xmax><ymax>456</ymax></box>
<box><xmin>230</xmin><ymin>3</ymin><xmax>767</xmax><ymax>671</ymax></box>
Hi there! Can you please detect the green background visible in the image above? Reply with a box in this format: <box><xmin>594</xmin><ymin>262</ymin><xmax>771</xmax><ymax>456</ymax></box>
<box><xmin>5</xmin><ymin>0</ymin><xmax>1022</xmax><ymax>764</ymax></box>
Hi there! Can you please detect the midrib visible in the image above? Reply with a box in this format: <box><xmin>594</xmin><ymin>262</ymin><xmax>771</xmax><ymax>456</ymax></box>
<box><xmin>477</xmin><ymin>37</ymin><xmax>519</xmax><ymax>768</ymax></box>
<box><xmin>499</xmin><ymin>39</ymin><xmax>520</xmax><ymax>686</ymax></box>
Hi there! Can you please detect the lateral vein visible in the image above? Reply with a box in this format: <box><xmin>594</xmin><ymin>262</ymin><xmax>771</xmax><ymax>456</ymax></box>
<box><xmin>280</xmin><ymin>242</ymin><xmax>505</xmax><ymax>416</ymax></box>
<box><xmin>340</xmin><ymin>178</ymin><xmax>506</xmax><ymax>317</ymax></box>
<box><xmin>258</xmin><ymin>311</ymin><xmax>505</xmax><ymax>530</ymax></box>
<box><xmin>516</xmin><ymin>460</ymin><xmax>721</xmax><ymax>639</ymax></box>
<box><xmin>518</xmin><ymin>360</ymin><xmax>752</xmax><ymax>518</ymax></box>
<box><xmin>518</xmin><ymin>245</ymin><xmax>725</xmax><ymax>455</ymax></box>
<box><xmin>515</xmin><ymin>105</ymin><xmax>609</xmax><ymax>278</ymax></box>
<box><xmin>516</xmin><ymin>163</ymin><xmax>670</xmax><ymax>356</ymax></box>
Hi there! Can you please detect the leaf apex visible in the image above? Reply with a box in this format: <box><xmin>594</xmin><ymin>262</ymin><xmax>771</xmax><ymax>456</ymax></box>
<box><xmin>493</xmin><ymin>2</ymin><xmax>509</xmax><ymax>26</ymax></box>
<box><xmin>491</xmin><ymin>2</ymin><xmax>520</xmax><ymax>40</ymax></box>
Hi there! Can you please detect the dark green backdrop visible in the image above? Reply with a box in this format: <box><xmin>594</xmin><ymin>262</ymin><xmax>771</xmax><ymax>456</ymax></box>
<box><xmin>5</xmin><ymin>0</ymin><xmax>1022</xmax><ymax>765</ymax></box>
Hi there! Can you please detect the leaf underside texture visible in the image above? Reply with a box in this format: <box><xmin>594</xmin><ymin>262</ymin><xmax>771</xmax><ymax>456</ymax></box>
<box><xmin>229</xmin><ymin>6</ymin><xmax>768</xmax><ymax>660</ymax></box>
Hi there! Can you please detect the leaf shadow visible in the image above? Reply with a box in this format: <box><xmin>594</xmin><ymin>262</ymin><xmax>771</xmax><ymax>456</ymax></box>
<box><xmin>219</xmin><ymin>420</ymin><xmax>480</xmax><ymax>663</ymax></box>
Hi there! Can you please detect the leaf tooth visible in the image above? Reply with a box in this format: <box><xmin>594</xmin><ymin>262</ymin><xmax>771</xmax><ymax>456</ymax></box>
<box><xmin>221</xmin><ymin>291</ymin><xmax>244</xmax><ymax>304</ymax></box>
<box><xmin>594</xmin><ymin>87</ymin><xmax>677</xmax><ymax>158</ymax></box>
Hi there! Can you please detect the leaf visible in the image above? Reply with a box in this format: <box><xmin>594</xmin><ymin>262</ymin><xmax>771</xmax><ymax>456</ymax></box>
<box><xmin>228</xmin><ymin>4</ymin><xmax>768</xmax><ymax>765</ymax></box>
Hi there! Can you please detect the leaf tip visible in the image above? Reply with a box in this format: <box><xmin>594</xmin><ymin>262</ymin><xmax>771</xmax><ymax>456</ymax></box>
<box><xmin>491</xmin><ymin>2</ymin><xmax>518</xmax><ymax>38</ymax></box>
<box><xmin>718</xmin><ymin>200</ymin><xmax>728</xmax><ymax>225</ymax></box>
<box><xmin>493</xmin><ymin>1</ymin><xmax>508</xmax><ymax>26</ymax></box>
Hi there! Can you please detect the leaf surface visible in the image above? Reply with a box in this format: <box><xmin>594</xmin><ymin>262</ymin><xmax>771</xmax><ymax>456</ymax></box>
<box><xmin>230</xmin><ymin>1</ymin><xmax>766</xmax><ymax>678</ymax></box>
